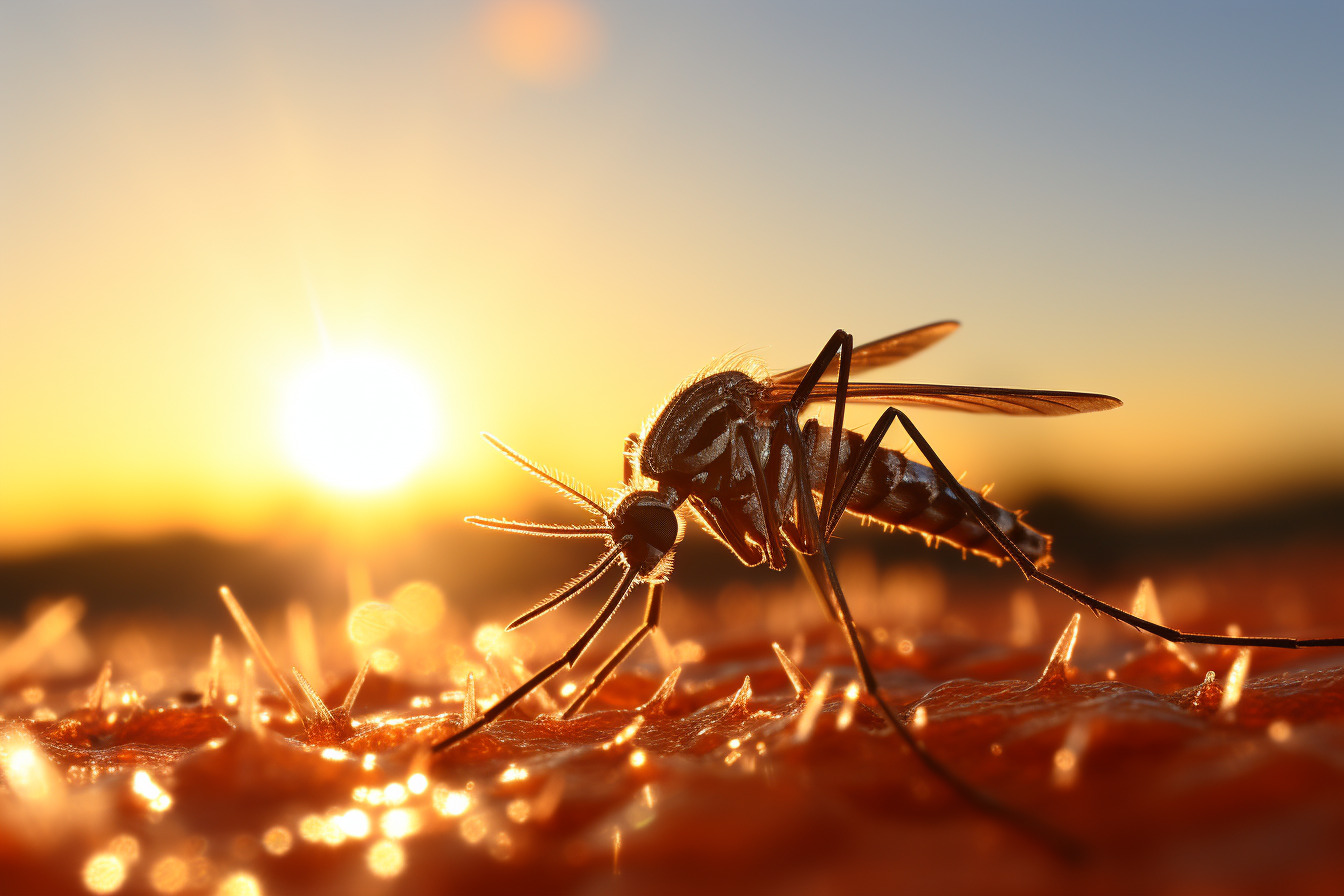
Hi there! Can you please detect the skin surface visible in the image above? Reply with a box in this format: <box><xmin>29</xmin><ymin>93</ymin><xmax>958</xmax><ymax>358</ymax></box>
<box><xmin>3</xmin><ymin>540</ymin><xmax>1344</xmax><ymax>896</ymax></box>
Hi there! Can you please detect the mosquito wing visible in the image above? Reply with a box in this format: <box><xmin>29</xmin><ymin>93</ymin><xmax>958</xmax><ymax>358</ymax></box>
<box><xmin>762</xmin><ymin>381</ymin><xmax>1122</xmax><ymax>415</ymax></box>
<box><xmin>771</xmin><ymin>320</ymin><xmax>960</xmax><ymax>384</ymax></box>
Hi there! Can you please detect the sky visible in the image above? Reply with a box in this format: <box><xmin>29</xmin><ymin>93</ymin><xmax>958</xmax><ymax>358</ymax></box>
<box><xmin>2</xmin><ymin>1</ymin><xmax>1342</xmax><ymax>555</ymax></box>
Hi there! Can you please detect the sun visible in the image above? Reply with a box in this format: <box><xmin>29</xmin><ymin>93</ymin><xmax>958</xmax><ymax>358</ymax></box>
<box><xmin>280</xmin><ymin>349</ymin><xmax>439</xmax><ymax>494</ymax></box>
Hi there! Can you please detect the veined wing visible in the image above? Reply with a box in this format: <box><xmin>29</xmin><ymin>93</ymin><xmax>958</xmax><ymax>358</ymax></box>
<box><xmin>763</xmin><ymin>381</ymin><xmax>1122</xmax><ymax>415</ymax></box>
<box><xmin>771</xmin><ymin>320</ymin><xmax>960</xmax><ymax>383</ymax></box>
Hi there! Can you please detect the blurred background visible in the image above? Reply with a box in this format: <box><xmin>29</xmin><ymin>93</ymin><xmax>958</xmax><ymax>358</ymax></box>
<box><xmin>2</xmin><ymin>1</ymin><xmax>1342</xmax><ymax>625</ymax></box>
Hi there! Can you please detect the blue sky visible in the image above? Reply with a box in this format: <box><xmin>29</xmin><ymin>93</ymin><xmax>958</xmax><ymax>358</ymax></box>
<box><xmin>2</xmin><ymin>1</ymin><xmax>1341</xmax><ymax>550</ymax></box>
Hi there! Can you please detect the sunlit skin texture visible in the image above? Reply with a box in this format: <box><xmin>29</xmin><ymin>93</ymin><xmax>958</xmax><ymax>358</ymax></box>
<box><xmin>3</xmin><ymin>548</ymin><xmax>1344</xmax><ymax>895</ymax></box>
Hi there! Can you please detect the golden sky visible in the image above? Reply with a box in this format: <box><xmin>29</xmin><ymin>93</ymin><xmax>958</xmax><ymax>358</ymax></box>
<box><xmin>2</xmin><ymin>2</ymin><xmax>1343</xmax><ymax>555</ymax></box>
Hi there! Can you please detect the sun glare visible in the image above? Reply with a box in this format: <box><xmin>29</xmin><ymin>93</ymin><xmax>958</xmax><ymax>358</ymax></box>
<box><xmin>280</xmin><ymin>350</ymin><xmax>439</xmax><ymax>494</ymax></box>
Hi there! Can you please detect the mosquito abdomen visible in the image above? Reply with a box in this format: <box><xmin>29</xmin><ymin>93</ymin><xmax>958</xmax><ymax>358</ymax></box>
<box><xmin>803</xmin><ymin>421</ymin><xmax>1051</xmax><ymax>564</ymax></box>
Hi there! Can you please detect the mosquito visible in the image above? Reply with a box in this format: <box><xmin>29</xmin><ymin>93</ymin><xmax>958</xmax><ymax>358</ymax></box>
<box><xmin>433</xmin><ymin>321</ymin><xmax>1342</xmax><ymax>851</ymax></box>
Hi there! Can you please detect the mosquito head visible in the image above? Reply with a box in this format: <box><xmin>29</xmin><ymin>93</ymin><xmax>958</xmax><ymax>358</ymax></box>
<box><xmin>467</xmin><ymin>432</ymin><xmax>685</xmax><ymax>588</ymax></box>
<box><xmin>611</xmin><ymin>490</ymin><xmax>683</xmax><ymax>581</ymax></box>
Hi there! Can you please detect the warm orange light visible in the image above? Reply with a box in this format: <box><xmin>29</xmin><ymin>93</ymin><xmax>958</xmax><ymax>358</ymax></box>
<box><xmin>279</xmin><ymin>350</ymin><xmax>439</xmax><ymax>494</ymax></box>
<box><xmin>476</xmin><ymin>0</ymin><xmax>601</xmax><ymax>85</ymax></box>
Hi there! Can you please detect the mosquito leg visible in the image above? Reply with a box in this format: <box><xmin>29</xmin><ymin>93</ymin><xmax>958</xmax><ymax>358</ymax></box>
<box><xmin>818</xmin><ymin>332</ymin><xmax>852</xmax><ymax>530</ymax></box>
<box><xmin>786</xmin><ymin>329</ymin><xmax>853</xmax><ymax>534</ymax></box>
<box><xmin>888</xmin><ymin>408</ymin><xmax>1344</xmax><ymax>649</ymax></box>
<box><xmin>785</xmin><ymin>416</ymin><xmax>927</xmax><ymax>699</ymax></box>
<box><xmin>737</xmin><ymin>423</ymin><xmax>787</xmax><ymax>568</ymax></box>
<box><xmin>433</xmin><ymin>564</ymin><xmax>642</xmax><ymax>751</ymax></box>
<box><xmin>822</xmin><ymin>409</ymin><xmax>898</xmax><ymax>541</ymax></box>
<box><xmin>434</xmin><ymin>656</ymin><xmax>570</xmax><ymax>752</ymax></box>
<box><xmin>561</xmin><ymin>582</ymin><xmax>664</xmax><ymax>718</ymax></box>
<box><xmin>792</xmin><ymin>546</ymin><xmax>841</xmax><ymax>623</ymax></box>
<box><xmin>782</xmin><ymin>413</ymin><xmax>1082</xmax><ymax>859</ymax></box>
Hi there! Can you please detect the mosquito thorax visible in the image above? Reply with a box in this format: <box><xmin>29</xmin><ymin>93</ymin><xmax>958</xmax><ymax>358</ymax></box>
<box><xmin>640</xmin><ymin>371</ymin><xmax>761</xmax><ymax>479</ymax></box>
<box><xmin>611</xmin><ymin>491</ymin><xmax>682</xmax><ymax>575</ymax></box>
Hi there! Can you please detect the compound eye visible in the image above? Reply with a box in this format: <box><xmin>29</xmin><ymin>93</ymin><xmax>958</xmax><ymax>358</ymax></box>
<box><xmin>612</xmin><ymin>492</ymin><xmax>682</xmax><ymax>563</ymax></box>
<box><xmin>627</xmin><ymin>503</ymin><xmax>679</xmax><ymax>555</ymax></box>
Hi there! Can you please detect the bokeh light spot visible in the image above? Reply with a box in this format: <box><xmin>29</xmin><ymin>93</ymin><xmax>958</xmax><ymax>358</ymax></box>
<box><xmin>82</xmin><ymin>853</ymin><xmax>126</xmax><ymax>894</ymax></box>
<box><xmin>367</xmin><ymin>840</ymin><xmax>406</xmax><ymax>878</ymax></box>
<box><xmin>149</xmin><ymin>856</ymin><xmax>189</xmax><ymax>894</ymax></box>
<box><xmin>216</xmin><ymin>872</ymin><xmax>261</xmax><ymax>896</ymax></box>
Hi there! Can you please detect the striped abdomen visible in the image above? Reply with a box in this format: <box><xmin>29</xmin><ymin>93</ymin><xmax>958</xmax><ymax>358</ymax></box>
<box><xmin>801</xmin><ymin>420</ymin><xmax>1051</xmax><ymax>564</ymax></box>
